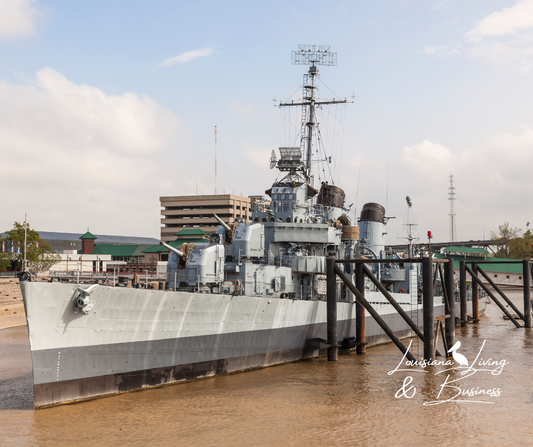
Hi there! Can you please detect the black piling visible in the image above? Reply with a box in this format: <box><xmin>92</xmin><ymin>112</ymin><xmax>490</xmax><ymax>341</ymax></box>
<box><xmin>476</xmin><ymin>266</ymin><xmax>524</xmax><ymax>320</ymax></box>
<box><xmin>443</xmin><ymin>259</ymin><xmax>456</xmax><ymax>350</ymax></box>
<box><xmin>465</xmin><ymin>265</ymin><xmax>521</xmax><ymax>328</ymax></box>
<box><xmin>422</xmin><ymin>257</ymin><xmax>435</xmax><ymax>362</ymax></box>
<box><xmin>334</xmin><ymin>265</ymin><xmax>416</xmax><ymax>362</ymax></box>
<box><xmin>326</xmin><ymin>258</ymin><xmax>338</xmax><ymax>361</ymax></box>
<box><xmin>355</xmin><ymin>263</ymin><xmax>366</xmax><ymax>354</ymax></box>
<box><xmin>459</xmin><ymin>260</ymin><xmax>467</xmax><ymax>327</ymax></box>
<box><xmin>362</xmin><ymin>264</ymin><xmax>441</xmax><ymax>356</ymax></box>
<box><xmin>523</xmin><ymin>260</ymin><xmax>532</xmax><ymax>329</ymax></box>
<box><xmin>471</xmin><ymin>263</ymin><xmax>479</xmax><ymax>322</ymax></box>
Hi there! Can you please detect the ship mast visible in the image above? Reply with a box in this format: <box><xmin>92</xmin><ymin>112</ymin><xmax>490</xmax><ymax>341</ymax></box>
<box><xmin>279</xmin><ymin>45</ymin><xmax>346</xmax><ymax>187</ymax></box>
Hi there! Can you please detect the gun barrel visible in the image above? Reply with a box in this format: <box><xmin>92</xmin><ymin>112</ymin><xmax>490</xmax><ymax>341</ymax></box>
<box><xmin>212</xmin><ymin>213</ymin><xmax>231</xmax><ymax>232</ymax></box>
<box><xmin>159</xmin><ymin>241</ymin><xmax>184</xmax><ymax>257</ymax></box>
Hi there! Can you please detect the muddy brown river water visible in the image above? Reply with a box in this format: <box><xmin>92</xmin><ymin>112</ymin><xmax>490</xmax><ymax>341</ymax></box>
<box><xmin>1</xmin><ymin>292</ymin><xmax>532</xmax><ymax>446</ymax></box>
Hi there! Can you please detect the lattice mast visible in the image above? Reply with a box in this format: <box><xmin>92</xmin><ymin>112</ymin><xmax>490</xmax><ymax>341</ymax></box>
<box><xmin>449</xmin><ymin>175</ymin><xmax>457</xmax><ymax>242</ymax></box>
<box><xmin>278</xmin><ymin>45</ymin><xmax>345</xmax><ymax>187</ymax></box>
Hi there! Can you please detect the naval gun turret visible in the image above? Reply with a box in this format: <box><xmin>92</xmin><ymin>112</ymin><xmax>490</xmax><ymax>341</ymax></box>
<box><xmin>163</xmin><ymin>240</ymin><xmax>224</xmax><ymax>291</ymax></box>
<box><xmin>160</xmin><ymin>241</ymin><xmax>184</xmax><ymax>258</ymax></box>
<box><xmin>213</xmin><ymin>213</ymin><xmax>238</xmax><ymax>244</ymax></box>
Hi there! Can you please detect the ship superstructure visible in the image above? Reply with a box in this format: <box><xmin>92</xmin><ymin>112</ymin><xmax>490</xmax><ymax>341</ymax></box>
<box><xmin>166</xmin><ymin>45</ymin><xmax>408</xmax><ymax>300</ymax></box>
<box><xmin>20</xmin><ymin>46</ymin><xmax>445</xmax><ymax>408</ymax></box>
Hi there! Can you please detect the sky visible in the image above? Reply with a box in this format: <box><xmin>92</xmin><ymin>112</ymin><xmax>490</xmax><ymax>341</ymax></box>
<box><xmin>1</xmin><ymin>0</ymin><xmax>532</xmax><ymax>244</ymax></box>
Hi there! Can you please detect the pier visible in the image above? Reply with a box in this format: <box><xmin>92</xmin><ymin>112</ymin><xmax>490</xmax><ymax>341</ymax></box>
<box><xmin>325</xmin><ymin>257</ymin><xmax>533</xmax><ymax>363</ymax></box>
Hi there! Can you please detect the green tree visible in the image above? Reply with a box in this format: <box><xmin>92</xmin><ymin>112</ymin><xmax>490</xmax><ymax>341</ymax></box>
<box><xmin>0</xmin><ymin>222</ymin><xmax>60</xmax><ymax>272</ymax></box>
<box><xmin>491</xmin><ymin>222</ymin><xmax>533</xmax><ymax>259</ymax></box>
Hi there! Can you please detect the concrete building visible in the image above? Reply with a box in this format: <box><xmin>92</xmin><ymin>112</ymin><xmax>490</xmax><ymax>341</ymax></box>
<box><xmin>160</xmin><ymin>194</ymin><xmax>257</xmax><ymax>242</ymax></box>
<box><xmin>50</xmin><ymin>253</ymin><xmax>113</xmax><ymax>274</ymax></box>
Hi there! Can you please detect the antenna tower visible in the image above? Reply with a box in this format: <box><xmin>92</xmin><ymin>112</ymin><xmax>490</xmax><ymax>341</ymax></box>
<box><xmin>449</xmin><ymin>175</ymin><xmax>457</xmax><ymax>242</ymax></box>
<box><xmin>278</xmin><ymin>45</ymin><xmax>344</xmax><ymax>186</ymax></box>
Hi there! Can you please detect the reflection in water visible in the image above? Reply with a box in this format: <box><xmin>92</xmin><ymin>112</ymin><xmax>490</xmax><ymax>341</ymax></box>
<box><xmin>0</xmin><ymin>292</ymin><xmax>532</xmax><ymax>446</ymax></box>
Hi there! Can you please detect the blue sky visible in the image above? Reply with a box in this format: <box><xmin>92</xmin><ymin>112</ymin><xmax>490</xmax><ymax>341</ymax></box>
<box><xmin>1</xmin><ymin>0</ymin><xmax>532</xmax><ymax>243</ymax></box>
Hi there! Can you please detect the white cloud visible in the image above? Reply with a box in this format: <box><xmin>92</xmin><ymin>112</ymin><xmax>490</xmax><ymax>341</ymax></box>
<box><xmin>422</xmin><ymin>45</ymin><xmax>461</xmax><ymax>56</ymax></box>
<box><xmin>0</xmin><ymin>68</ymin><xmax>181</xmax><ymax>236</ymax></box>
<box><xmin>463</xmin><ymin>1</ymin><xmax>533</xmax><ymax>72</ymax></box>
<box><xmin>399</xmin><ymin>129</ymin><xmax>533</xmax><ymax>241</ymax></box>
<box><xmin>159</xmin><ymin>47</ymin><xmax>215</xmax><ymax>66</ymax></box>
<box><xmin>402</xmin><ymin>140</ymin><xmax>453</xmax><ymax>172</ymax></box>
<box><xmin>465</xmin><ymin>0</ymin><xmax>533</xmax><ymax>42</ymax></box>
<box><xmin>0</xmin><ymin>0</ymin><xmax>41</xmax><ymax>39</ymax></box>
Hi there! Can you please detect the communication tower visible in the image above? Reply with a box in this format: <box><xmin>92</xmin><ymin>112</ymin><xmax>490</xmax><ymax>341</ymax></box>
<box><xmin>449</xmin><ymin>175</ymin><xmax>457</xmax><ymax>242</ymax></box>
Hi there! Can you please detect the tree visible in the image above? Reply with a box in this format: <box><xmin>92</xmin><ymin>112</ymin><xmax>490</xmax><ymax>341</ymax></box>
<box><xmin>491</xmin><ymin>222</ymin><xmax>533</xmax><ymax>259</ymax></box>
<box><xmin>0</xmin><ymin>222</ymin><xmax>60</xmax><ymax>272</ymax></box>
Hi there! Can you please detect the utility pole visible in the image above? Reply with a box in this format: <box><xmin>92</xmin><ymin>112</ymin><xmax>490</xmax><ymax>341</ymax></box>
<box><xmin>214</xmin><ymin>125</ymin><xmax>218</xmax><ymax>195</ymax></box>
<box><xmin>23</xmin><ymin>213</ymin><xmax>27</xmax><ymax>272</ymax></box>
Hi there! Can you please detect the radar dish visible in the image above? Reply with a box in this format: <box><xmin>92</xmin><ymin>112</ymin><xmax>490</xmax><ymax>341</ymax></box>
<box><xmin>292</xmin><ymin>45</ymin><xmax>337</xmax><ymax>66</ymax></box>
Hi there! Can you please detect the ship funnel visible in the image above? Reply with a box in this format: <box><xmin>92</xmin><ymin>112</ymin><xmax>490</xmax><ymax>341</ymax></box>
<box><xmin>316</xmin><ymin>182</ymin><xmax>345</xmax><ymax>208</ymax></box>
<box><xmin>160</xmin><ymin>241</ymin><xmax>184</xmax><ymax>257</ymax></box>
<box><xmin>358</xmin><ymin>203</ymin><xmax>386</xmax><ymax>259</ymax></box>
<box><xmin>359</xmin><ymin>203</ymin><xmax>386</xmax><ymax>223</ymax></box>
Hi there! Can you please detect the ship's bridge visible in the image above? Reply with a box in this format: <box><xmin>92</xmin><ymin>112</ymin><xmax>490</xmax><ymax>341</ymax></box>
<box><xmin>253</xmin><ymin>181</ymin><xmax>316</xmax><ymax>224</ymax></box>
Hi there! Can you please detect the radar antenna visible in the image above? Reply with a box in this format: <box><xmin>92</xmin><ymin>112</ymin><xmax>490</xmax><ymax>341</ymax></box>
<box><xmin>278</xmin><ymin>45</ymin><xmax>346</xmax><ymax>186</ymax></box>
<box><xmin>400</xmin><ymin>196</ymin><xmax>419</xmax><ymax>258</ymax></box>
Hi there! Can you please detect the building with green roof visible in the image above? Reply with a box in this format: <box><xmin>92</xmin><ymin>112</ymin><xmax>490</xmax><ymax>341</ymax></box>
<box><xmin>435</xmin><ymin>245</ymin><xmax>526</xmax><ymax>286</ymax></box>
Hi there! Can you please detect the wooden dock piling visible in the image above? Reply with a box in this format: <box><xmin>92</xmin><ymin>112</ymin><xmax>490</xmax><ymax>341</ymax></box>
<box><xmin>459</xmin><ymin>260</ymin><xmax>467</xmax><ymax>327</ymax></box>
<box><xmin>355</xmin><ymin>263</ymin><xmax>366</xmax><ymax>355</ymax></box>
<box><xmin>326</xmin><ymin>258</ymin><xmax>338</xmax><ymax>361</ymax></box>
<box><xmin>523</xmin><ymin>260</ymin><xmax>532</xmax><ymax>329</ymax></box>
<box><xmin>422</xmin><ymin>257</ymin><xmax>435</xmax><ymax>363</ymax></box>
<box><xmin>444</xmin><ymin>259</ymin><xmax>455</xmax><ymax>351</ymax></box>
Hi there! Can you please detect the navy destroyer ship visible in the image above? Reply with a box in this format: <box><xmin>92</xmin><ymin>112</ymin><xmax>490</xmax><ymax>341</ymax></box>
<box><xmin>21</xmin><ymin>46</ymin><xmax>446</xmax><ymax>408</ymax></box>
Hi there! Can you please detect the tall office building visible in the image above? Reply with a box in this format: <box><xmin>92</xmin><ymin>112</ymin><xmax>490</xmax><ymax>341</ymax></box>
<box><xmin>160</xmin><ymin>194</ymin><xmax>257</xmax><ymax>242</ymax></box>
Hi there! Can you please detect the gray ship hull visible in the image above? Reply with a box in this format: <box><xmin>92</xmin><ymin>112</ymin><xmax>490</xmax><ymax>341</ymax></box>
<box><xmin>21</xmin><ymin>281</ymin><xmax>444</xmax><ymax>408</ymax></box>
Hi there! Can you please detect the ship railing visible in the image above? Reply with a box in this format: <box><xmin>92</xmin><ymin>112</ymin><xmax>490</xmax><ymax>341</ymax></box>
<box><xmin>48</xmin><ymin>270</ymin><xmax>167</xmax><ymax>284</ymax></box>
<box><xmin>272</xmin><ymin>256</ymin><xmax>292</xmax><ymax>268</ymax></box>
